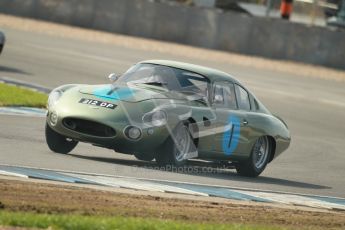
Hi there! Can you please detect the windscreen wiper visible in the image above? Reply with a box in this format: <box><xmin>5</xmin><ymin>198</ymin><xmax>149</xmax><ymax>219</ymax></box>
<box><xmin>143</xmin><ymin>82</ymin><xmax>167</xmax><ymax>86</ymax></box>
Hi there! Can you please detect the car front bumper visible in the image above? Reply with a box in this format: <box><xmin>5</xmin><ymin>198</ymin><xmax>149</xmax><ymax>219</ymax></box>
<box><xmin>46</xmin><ymin>108</ymin><xmax>170</xmax><ymax>155</ymax></box>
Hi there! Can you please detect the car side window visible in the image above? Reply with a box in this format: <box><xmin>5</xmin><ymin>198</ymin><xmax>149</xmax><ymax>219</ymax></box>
<box><xmin>213</xmin><ymin>82</ymin><xmax>237</xmax><ymax>109</ymax></box>
<box><xmin>235</xmin><ymin>85</ymin><xmax>251</xmax><ymax>111</ymax></box>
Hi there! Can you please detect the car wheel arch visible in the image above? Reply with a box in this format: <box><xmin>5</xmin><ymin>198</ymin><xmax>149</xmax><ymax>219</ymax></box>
<box><xmin>184</xmin><ymin>117</ymin><xmax>199</xmax><ymax>148</ymax></box>
<box><xmin>267</xmin><ymin>135</ymin><xmax>276</xmax><ymax>163</ymax></box>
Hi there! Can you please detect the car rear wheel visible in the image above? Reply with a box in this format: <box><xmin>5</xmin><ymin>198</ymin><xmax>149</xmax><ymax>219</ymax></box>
<box><xmin>45</xmin><ymin>123</ymin><xmax>78</xmax><ymax>154</ymax></box>
<box><xmin>134</xmin><ymin>152</ymin><xmax>154</xmax><ymax>161</ymax></box>
<box><xmin>155</xmin><ymin>123</ymin><xmax>195</xmax><ymax>168</ymax></box>
<box><xmin>235</xmin><ymin>136</ymin><xmax>271</xmax><ymax>177</ymax></box>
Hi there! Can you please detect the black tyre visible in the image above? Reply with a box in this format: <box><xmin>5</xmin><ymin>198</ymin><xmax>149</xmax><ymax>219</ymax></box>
<box><xmin>45</xmin><ymin>123</ymin><xmax>78</xmax><ymax>154</ymax></box>
<box><xmin>155</xmin><ymin>122</ymin><xmax>196</xmax><ymax>168</ymax></box>
<box><xmin>134</xmin><ymin>152</ymin><xmax>154</xmax><ymax>161</ymax></box>
<box><xmin>235</xmin><ymin>136</ymin><xmax>271</xmax><ymax>177</ymax></box>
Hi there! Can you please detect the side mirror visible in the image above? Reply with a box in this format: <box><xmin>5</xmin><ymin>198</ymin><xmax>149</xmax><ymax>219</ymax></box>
<box><xmin>213</xmin><ymin>94</ymin><xmax>224</xmax><ymax>104</ymax></box>
<box><xmin>108</xmin><ymin>73</ymin><xmax>119</xmax><ymax>82</ymax></box>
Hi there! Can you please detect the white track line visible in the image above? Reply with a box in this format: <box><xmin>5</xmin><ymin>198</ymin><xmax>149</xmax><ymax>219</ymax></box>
<box><xmin>0</xmin><ymin>107</ymin><xmax>47</xmax><ymax>117</ymax></box>
<box><xmin>63</xmin><ymin>173</ymin><xmax>208</xmax><ymax>196</ymax></box>
<box><xmin>233</xmin><ymin>190</ymin><xmax>345</xmax><ymax>210</ymax></box>
<box><xmin>0</xmin><ymin>170</ymin><xmax>28</xmax><ymax>178</ymax></box>
<box><xmin>0</xmin><ymin>163</ymin><xmax>343</xmax><ymax>201</ymax></box>
<box><xmin>2</xmin><ymin>164</ymin><xmax>345</xmax><ymax>210</ymax></box>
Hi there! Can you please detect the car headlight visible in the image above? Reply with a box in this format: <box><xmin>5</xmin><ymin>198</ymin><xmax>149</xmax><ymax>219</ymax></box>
<box><xmin>49</xmin><ymin>111</ymin><xmax>58</xmax><ymax>126</ymax></box>
<box><xmin>124</xmin><ymin>126</ymin><xmax>142</xmax><ymax>140</ymax></box>
<box><xmin>47</xmin><ymin>90</ymin><xmax>63</xmax><ymax>108</ymax></box>
<box><xmin>143</xmin><ymin>110</ymin><xmax>167</xmax><ymax>127</ymax></box>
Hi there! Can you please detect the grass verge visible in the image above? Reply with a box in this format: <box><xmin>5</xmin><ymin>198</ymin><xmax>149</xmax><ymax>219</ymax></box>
<box><xmin>0</xmin><ymin>83</ymin><xmax>47</xmax><ymax>108</ymax></box>
<box><xmin>0</xmin><ymin>211</ymin><xmax>282</xmax><ymax>230</ymax></box>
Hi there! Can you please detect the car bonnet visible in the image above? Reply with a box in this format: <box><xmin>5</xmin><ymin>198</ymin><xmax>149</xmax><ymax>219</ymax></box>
<box><xmin>78</xmin><ymin>84</ymin><xmax>172</xmax><ymax>102</ymax></box>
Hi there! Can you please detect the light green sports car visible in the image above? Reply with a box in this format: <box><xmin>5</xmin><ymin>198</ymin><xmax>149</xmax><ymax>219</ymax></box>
<box><xmin>45</xmin><ymin>60</ymin><xmax>290</xmax><ymax>177</ymax></box>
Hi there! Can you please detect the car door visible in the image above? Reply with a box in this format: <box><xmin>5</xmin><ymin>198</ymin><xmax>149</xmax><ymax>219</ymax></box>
<box><xmin>211</xmin><ymin>81</ymin><xmax>252</xmax><ymax>159</ymax></box>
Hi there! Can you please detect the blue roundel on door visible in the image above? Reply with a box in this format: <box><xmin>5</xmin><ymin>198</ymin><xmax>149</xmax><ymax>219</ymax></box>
<box><xmin>222</xmin><ymin>115</ymin><xmax>241</xmax><ymax>156</ymax></box>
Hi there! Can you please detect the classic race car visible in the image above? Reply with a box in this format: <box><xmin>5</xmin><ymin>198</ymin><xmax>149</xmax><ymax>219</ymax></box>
<box><xmin>45</xmin><ymin>60</ymin><xmax>290</xmax><ymax>177</ymax></box>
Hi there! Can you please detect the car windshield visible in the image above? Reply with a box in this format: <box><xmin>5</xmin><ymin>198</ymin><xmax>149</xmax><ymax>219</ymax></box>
<box><xmin>117</xmin><ymin>64</ymin><xmax>210</xmax><ymax>99</ymax></box>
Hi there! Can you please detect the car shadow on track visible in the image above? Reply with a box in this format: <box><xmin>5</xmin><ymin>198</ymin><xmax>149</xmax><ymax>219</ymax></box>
<box><xmin>0</xmin><ymin>65</ymin><xmax>31</xmax><ymax>75</ymax></box>
<box><xmin>70</xmin><ymin>154</ymin><xmax>331</xmax><ymax>190</ymax></box>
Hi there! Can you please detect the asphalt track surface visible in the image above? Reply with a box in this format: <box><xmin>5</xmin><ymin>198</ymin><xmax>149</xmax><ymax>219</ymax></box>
<box><xmin>1</xmin><ymin>27</ymin><xmax>345</xmax><ymax>198</ymax></box>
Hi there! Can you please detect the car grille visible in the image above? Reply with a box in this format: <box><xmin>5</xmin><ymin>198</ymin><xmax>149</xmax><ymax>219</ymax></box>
<box><xmin>63</xmin><ymin>118</ymin><xmax>116</xmax><ymax>137</ymax></box>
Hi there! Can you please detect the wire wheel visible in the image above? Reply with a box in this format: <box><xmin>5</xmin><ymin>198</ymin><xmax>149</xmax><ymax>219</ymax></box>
<box><xmin>235</xmin><ymin>136</ymin><xmax>271</xmax><ymax>177</ymax></box>
<box><xmin>155</xmin><ymin>122</ymin><xmax>195</xmax><ymax>167</ymax></box>
<box><xmin>174</xmin><ymin>125</ymin><xmax>191</xmax><ymax>162</ymax></box>
<box><xmin>252</xmin><ymin>136</ymin><xmax>269</xmax><ymax>170</ymax></box>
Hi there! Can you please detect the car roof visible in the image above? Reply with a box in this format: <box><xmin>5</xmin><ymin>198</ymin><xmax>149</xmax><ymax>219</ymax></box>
<box><xmin>139</xmin><ymin>60</ymin><xmax>241</xmax><ymax>84</ymax></box>
<box><xmin>139</xmin><ymin>60</ymin><xmax>270</xmax><ymax>114</ymax></box>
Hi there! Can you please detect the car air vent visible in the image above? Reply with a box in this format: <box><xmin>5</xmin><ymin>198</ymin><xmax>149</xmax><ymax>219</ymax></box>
<box><xmin>63</xmin><ymin>118</ymin><xmax>116</xmax><ymax>137</ymax></box>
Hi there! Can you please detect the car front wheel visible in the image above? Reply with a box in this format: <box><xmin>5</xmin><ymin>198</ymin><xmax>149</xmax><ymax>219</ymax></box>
<box><xmin>45</xmin><ymin>123</ymin><xmax>78</xmax><ymax>154</ymax></box>
<box><xmin>235</xmin><ymin>136</ymin><xmax>271</xmax><ymax>177</ymax></box>
<box><xmin>155</xmin><ymin>123</ymin><xmax>195</xmax><ymax>168</ymax></box>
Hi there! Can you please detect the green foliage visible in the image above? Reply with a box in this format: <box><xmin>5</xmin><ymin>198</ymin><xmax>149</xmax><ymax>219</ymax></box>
<box><xmin>0</xmin><ymin>211</ymin><xmax>284</xmax><ymax>230</ymax></box>
<box><xmin>0</xmin><ymin>83</ymin><xmax>47</xmax><ymax>108</ymax></box>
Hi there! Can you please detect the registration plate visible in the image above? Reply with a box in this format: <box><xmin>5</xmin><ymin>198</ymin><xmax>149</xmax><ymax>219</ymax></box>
<box><xmin>79</xmin><ymin>98</ymin><xmax>116</xmax><ymax>109</ymax></box>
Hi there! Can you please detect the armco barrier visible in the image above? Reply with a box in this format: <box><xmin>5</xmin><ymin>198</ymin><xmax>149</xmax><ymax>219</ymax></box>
<box><xmin>0</xmin><ymin>0</ymin><xmax>344</xmax><ymax>70</ymax></box>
